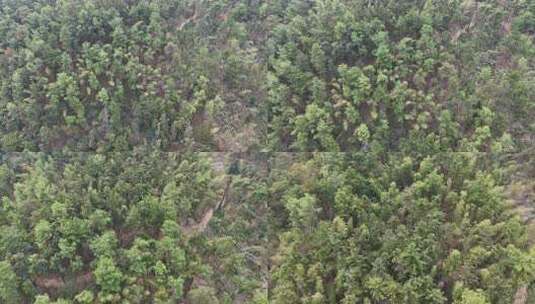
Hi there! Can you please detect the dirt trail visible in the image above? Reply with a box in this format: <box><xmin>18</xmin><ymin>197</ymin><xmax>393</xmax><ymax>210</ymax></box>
<box><xmin>514</xmin><ymin>286</ymin><xmax>528</xmax><ymax>304</ymax></box>
<box><xmin>182</xmin><ymin>154</ymin><xmax>231</xmax><ymax>235</ymax></box>
<box><xmin>196</xmin><ymin>208</ymin><xmax>214</xmax><ymax>232</ymax></box>
<box><xmin>186</xmin><ymin>177</ymin><xmax>231</xmax><ymax>235</ymax></box>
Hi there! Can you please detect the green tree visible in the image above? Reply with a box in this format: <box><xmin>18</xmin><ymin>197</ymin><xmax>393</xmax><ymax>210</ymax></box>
<box><xmin>0</xmin><ymin>261</ymin><xmax>20</xmax><ymax>303</ymax></box>
<box><xmin>94</xmin><ymin>256</ymin><xmax>123</xmax><ymax>294</ymax></box>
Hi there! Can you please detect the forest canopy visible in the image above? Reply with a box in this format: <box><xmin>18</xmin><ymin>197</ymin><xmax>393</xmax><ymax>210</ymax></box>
<box><xmin>1</xmin><ymin>0</ymin><xmax>535</xmax><ymax>303</ymax></box>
